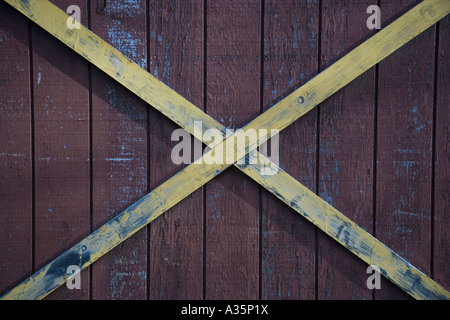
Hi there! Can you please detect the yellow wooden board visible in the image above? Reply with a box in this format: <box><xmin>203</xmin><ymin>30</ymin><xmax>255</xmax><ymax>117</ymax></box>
<box><xmin>2</xmin><ymin>0</ymin><xmax>450</xmax><ymax>300</ymax></box>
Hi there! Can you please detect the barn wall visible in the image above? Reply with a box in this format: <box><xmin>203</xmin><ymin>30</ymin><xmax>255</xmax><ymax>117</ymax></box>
<box><xmin>0</xmin><ymin>0</ymin><xmax>448</xmax><ymax>300</ymax></box>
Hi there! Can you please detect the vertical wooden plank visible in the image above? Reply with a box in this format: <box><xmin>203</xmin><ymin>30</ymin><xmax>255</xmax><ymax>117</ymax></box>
<box><xmin>0</xmin><ymin>2</ymin><xmax>32</xmax><ymax>294</ymax></box>
<box><xmin>318</xmin><ymin>0</ymin><xmax>376</xmax><ymax>300</ymax></box>
<box><xmin>261</xmin><ymin>0</ymin><xmax>318</xmax><ymax>300</ymax></box>
<box><xmin>434</xmin><ymin>15</ymin><xmax>450</xmax><ymax>292</ymax></box>
<box><xmin>148</xmin><ymin>0</ymin><xmax>204</xmax><ymax>300</ymax></box>
<box><xmin>33</xmin><ymin>0</ymin><xmax>90</xmax><ymax>300</ymax></box>
<box><xmin>205</xmin><ymin>0</ymin><xmax>261</xmax><ymax>299</ymax></box>
<box><xmin>91</xmin><ymin>0</ymin><xmax>148</xmax><ymax>299</ymax></box>
<box><xmin>376</xmin><ymin>0</ymin><xmax>434</xmax><ymax>299</ymax></box>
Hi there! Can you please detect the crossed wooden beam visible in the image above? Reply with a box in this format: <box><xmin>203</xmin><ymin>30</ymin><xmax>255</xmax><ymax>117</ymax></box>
<box><xmin>1</xmin><ymin>0</ymin><xmax>449</xmax><ymax>300</ymax></box>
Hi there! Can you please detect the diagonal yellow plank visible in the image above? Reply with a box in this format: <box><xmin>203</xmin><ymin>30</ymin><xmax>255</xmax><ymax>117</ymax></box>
<box><xmin>239</xmin><ymin>157</ymin><xmax>450</xmax><ymax>300</ymax></box>
<box><xmin>1</xmin><ymin>0</ymin><xmax>449</xmax><ymax>300</ymax></box>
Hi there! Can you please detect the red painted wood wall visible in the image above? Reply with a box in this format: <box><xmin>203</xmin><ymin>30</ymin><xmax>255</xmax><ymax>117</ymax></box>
<box><xmin>0</xmin><ymin>0</ymin><xmax>448</xmax><ymax>300</ymax></box>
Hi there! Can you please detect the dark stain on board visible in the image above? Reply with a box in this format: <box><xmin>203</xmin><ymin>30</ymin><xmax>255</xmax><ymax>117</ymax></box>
<box><xmin>46</xmin><ymin>249</ymin><xmax>91</xmax><ymax>280</ymax></box>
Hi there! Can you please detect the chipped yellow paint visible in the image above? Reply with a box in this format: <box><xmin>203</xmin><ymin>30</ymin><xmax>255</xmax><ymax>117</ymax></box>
<box><xmin>120</xmin><ymin>212</ymin><xmax>129</xmax><ymax>224</ymax></box>
<box><xmin>240</xmin><ymin>156</ymin><xmax>450</xmax><ymax>300</ymax></box>
<box><xmin>2</xmin><ymin>0</ymin><xmax>450</xmax><ymax>300</ymax></box>
<box><xmin>4</xmin><ymin>0</ymin><xmax>222</xmax><ymax>143</ymax></box>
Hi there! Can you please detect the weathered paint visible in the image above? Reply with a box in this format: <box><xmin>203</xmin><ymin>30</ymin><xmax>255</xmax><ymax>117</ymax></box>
<box><xmin>0</xmin><ymin>1</ymin><xmax>33</xmax><ymax>295</ymax></box>
<box><xmin>238</xmin><ymin>159</ymin><xmax>450</xmax><ymax>300</ymax></box>
<box><xmin>262</xmin><ymin>0</ymin><xmax>318</xmax><ymax>299</ymax></box>
<box><xmin>375</xmin><ymin>0</ymin><xmax>436</xmax><ymax>299</ymax></box>
<box><xmin>1</xmin><ymin>0</ymin><xmax>449</xmax><ymax>300</ymax></box>
<box><xmin>148</xmin><ymin>0</ymin><xmax>204</xmax><ymax>299</ymax></box>
<box><xmin>31</xmin><ymin>0</ymin><xmax>90</xmax><ymax>299</ymax></box>
<box><xmin>204</xmin><ymin>0</ymin><xmax>261</xmax><ymax>299</ymax></box>
<box><xmin>90</xmin><ymin>0</ymin><xmax>148</xmax><ymax>299</ymax></box>
<box><xmin>434</xmin><ymin>14</ymin><xmax>450</xmax><ymax>294</ymax></box>
<box><xmin>317</xmin><ymin>0</ymin><xmax>376</xmax><ymax>300</ymax></box>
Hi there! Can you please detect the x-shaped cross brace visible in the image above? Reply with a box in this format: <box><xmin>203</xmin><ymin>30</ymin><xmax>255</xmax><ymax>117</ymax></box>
<box><xmin>2</xmin><ymin>0</ymin><xmax>449</xmax><ymax>300</ymax></box>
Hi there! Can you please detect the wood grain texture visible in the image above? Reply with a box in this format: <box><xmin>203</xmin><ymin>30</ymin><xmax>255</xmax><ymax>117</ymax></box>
<box><xmin>2</xmin><ymin>0</ymin><xmax>449</xmax><ymax>300</ymax></box>
<box><xmin>434</xmin><ymin>14</ymin><xmax>450</xmax><ymax>292</ymax></box>
<box><xmin>148</xmin><ymin>0</ymin><xmax>204</xmax><ymax>300</ymax></box>
<box><xmin>32</xmin><ymin>0</ymin><xmax>90</xmax><ymax>299</ymax></box>
<box><xmin>0</xmin><ymin>1</ymin><xmax>33</xmax><ymax>295</ymax></box>
<box><xmin>376</xmin><ymin>0</ymin><xmax>435</xmax><ymax>299</ymax></box>
<box><xmin>239</xmin><ymin>156</ymin><xmax>450</xmax><ymax>300</ymax></box>
<box><xmin>204</xmin><ymin>0</ymin><xmax>261</xmax><ymax>299</ymax></box>
<box><xmin>90</xmin><ymin>0</ymin><xmax>148</xmax><ymax>299</ymax></box>
<box><xmin>261</xmin><ymin>0</ymin><xmax>318</xmax><ymax>300</ymax></box>
<box><xmin>318</xmin><ymin>0</ymin><xmax>375</xmax><ymax>300</ymax></box>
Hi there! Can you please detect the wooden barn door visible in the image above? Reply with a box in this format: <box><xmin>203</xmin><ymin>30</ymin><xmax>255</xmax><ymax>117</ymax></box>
<box><xmin>0</xmin><ymin>0</ymin><xmax>448</xmax><ymax>300</ymax></box>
